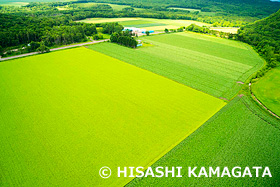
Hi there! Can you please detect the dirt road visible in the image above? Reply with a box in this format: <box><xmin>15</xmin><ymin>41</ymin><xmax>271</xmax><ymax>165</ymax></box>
<box><xmin>0</xmin><ymin>39</ymin><xmax>109</xmax><ymax>62</ymax></box>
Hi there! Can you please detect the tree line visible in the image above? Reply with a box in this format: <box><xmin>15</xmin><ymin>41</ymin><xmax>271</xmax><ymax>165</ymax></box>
<box><xmin>0</xmin><ymin>14</ymin><xmax>97</xmax><ymax>49</ymax></box>
<box><xmin>237</xmin><ymin>10</ymin><xmax>280</xmax><ymax>78</ymax></box>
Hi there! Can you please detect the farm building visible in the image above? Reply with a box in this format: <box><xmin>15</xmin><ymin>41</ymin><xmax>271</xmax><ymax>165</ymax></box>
<box><xmin>142</xmin><ymin>30</ymin><xmax>155</xmax><ymax>34</ymax></box>
<box><xmin>123</xmin><ymin>27</ymin><xmax>146</xmax><ymax>34</ymax></box>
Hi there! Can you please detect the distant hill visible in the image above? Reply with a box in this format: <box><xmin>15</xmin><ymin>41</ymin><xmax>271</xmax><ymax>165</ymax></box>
<box><xmin>1</xmin><ymin>0</ymin><xmax>279</xmax><ymax>17</ymax></box>
<box><xmin>92</xmin><ymin>0</ymin><xmax>280</xmax><ymax>17</ymax></box>
<box><xmin>238</xmin><ymin>10</ymin><xmax>280</xmax><ymax>78</ymax></box>
<box><xmin>238</xmin><ymin>10</ymin><xmax>280</xmax><ymax>67</ymax></box>
<box><xmin>239</xmin><ymin>9</ymin><xmax>280</xmax><ymax>43</ymax></box>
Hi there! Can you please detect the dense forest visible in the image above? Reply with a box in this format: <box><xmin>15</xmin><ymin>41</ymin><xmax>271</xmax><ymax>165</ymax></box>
<box><xmin>238</xmin><ymin>10</ymin><xmax>280</xmax><ymax>78</ymax></box>
<box><xmin>0</xmin><ymin>4</ymin><xmax>111</xmax><ymax>55</ymax></box>
<box><xmin>0</xmin><ymin>13</ymin><xmax>98</xmax><ymax>48</ymax></box>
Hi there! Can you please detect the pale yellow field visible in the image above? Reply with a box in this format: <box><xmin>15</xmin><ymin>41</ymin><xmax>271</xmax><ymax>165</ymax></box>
<box><xmin>210</xmin><ymin>27</ymin><xmax>240</xmax><ymax>34</ymax></box>
<box><xmin>56</xmin><ymin>7</ymin><xmax>68</xmax><ymax>10</ymax></box>
<box><xmin>79</xmin><ymin>17</ymin><xmax>139</xmax><ymax>24</ymax></box>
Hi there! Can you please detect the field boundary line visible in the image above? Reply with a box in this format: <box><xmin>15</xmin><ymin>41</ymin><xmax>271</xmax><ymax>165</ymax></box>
<box><xmin>241</xmin><ymin>95</ymin><xmax>280</xmax><ymax>132</ymax></box>
<box><xmin>123</xmin><ymin>104</ymin><xmax>225</xmax><ymax>186</ymax></box>
<box><xmin>249</xmin><ymin>83</ymin><xmax>280</xmax><ymax>119</ymax></box>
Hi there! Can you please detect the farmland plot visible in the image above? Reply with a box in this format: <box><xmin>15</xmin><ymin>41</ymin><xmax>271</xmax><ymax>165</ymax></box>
<box><xmin>128</xmin><ymin>96</ymin><xmax>280</xmax><ymax>186</ymax></box>
<box><xmin>0</xmin><ymin>47</ymin><xmax>225</xmax><ymax>186</ymax></box>
<box><xmin>89</xmin><ymin>32</ymin><xmax>264</xmax><ymax>99</ymax></box>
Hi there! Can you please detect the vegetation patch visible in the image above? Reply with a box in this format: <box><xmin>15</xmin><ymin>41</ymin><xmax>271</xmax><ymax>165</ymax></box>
<box><xmin>0</xmin><ymin>47</ymin><xmax>225</xmax><ymax>186</ymax></box>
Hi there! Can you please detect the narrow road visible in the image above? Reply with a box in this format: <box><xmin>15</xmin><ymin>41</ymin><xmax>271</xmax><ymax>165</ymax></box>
<box><xmin>0</xmin><ymin>39</ymin><xmax>109</xmax><ymax>62</ymax></box>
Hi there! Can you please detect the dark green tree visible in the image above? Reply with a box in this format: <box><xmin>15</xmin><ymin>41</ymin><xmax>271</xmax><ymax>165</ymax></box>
<box><xmin>0</xmin><ymin>45</ymin><xmax>3</xmax><ymax>55</ymax></box>
<box><xmin>37</xmin><ymin>42</ymin><xmax>50</xmax><ymax>53</ymax></box>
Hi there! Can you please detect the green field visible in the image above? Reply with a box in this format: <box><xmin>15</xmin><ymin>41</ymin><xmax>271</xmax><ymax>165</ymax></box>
<box><xmin>166</xmin><ymin>7</ymin><xmax>216</xmax><ymax>16</ymax></box>
<box><xmin>128</xmin><ymin>96</ymin><xmax>280</xmax><ymax>186</ymax></box>
<box><xmin>105</xmin><ymin>3</ymin><xmax>144</xmax><ymax>11</ymax></box>
<box><xmin>78</xmin><ymin>18</ymin><xmax>211</xmax><ymax>31</ymax></box>
<box><xmin>54</xmin><ymin>2</ymin><xmax>144</xmax><ymax>11</ymax></box>
<box><xmin>252</xmin><ymin>66</ymin><xmax>280</xmax><ymax>116</ymax></box>
<box><xmin>72</xmin><ymin>3</ymin><xmax>143</xmax><ymax>11</ymax></box>
<box><xmin>88</xmin><ymin>32</ymin><xmax>264</xmax><ymax>99</ymax></box>
<box><xmin>0</xmin><ymin>47</ymin><xmax>225</xmax><ymax>186</ymax></box>
<box><xmin>0</xmin><ymin>2</ymin><xmax>29</xmax><ymax>6</ymax></box>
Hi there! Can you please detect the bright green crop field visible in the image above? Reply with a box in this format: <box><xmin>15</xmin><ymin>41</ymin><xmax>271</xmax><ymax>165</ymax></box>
<box><xmin>0</xmin><ymin>47</ymin><xmax>225</xmax><ymax>186</ymax></box>
<box><xmin>128</xmin><ymin>96</ymin><xmax>280</xmax><ymax>186</ymax></box>
<box><xmin>252</xmin><ymin>66</ymin><xmax>280</xmax><ymax>116</ymax></box>
<box><xmin>89</xmin><ymin>32</ymin><xmax>264</xmax><ymax>99</ymax></box>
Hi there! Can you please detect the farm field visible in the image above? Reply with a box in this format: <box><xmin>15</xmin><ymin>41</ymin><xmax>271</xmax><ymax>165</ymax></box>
<box><xmin>210</xmin><ymin>27</ymin><xmax>240</xmax><ymax>34</ymax></box>
<box><xmin>89</xmin><ymin>32</ymin><xmax>264</xmax><ymax>99</ymax></box>
<box><xmin>0</xmin><ymin>0</ymin><xmax>71</xmax><ymax>3</ymax></box>
<box><xmin>166</xmin><ymin>7</ymin><xmax>216</xmax><ymax>16</ymax></box>
<box><xmin>78</xmin><ymin>18</ymin><xmax>211</xmax><ymax>31</ymax></box>
<box><xmin>62</xmin><ymin>2</ymin><xmax>144</xmax><ymax>11</ymax></box>
<box><xmin>0</xmin><ymin>47</ymin><xmax>225</xmax><ymax>186</ymax></box>
<box><xmin>0</xmin><ymin>2</ymin><xmax>29</xmax><ymax>6</ymax></box>
<box><xmin>252</xmin><ymin>66</ymin><xmax>280</xmax><ymax>116</ymax></box>
<box><xmin>168</xmin><ymin>7</ymin><xmax>201</xmax><ymax>13</ymax></box>
<box><xmin>128</xmin><ymin>96</ymin><xmax>280</xmax><ymax>186</ymax></box>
